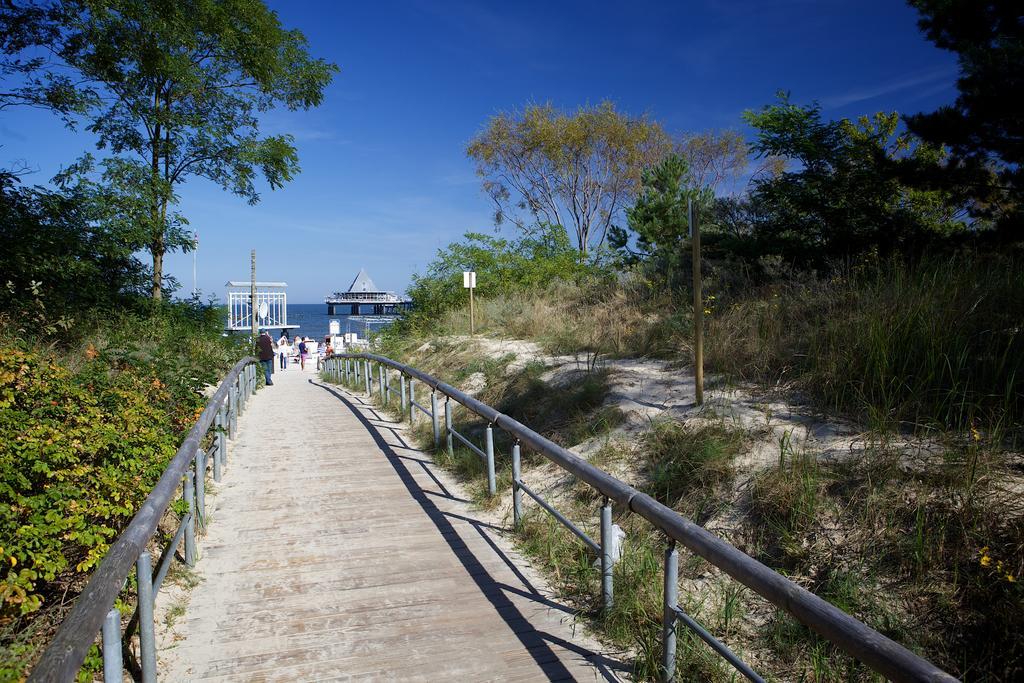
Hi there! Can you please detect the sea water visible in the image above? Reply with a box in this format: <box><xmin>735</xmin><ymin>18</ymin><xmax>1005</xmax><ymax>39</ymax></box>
<box><xmin>267</xmin><ymin>303</ymin><xmax>393</xmax><ymax>341</ymax></box>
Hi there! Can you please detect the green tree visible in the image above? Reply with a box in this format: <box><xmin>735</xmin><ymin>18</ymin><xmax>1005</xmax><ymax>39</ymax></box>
<box><xmin>4</xmin><ymin>0</ymin><xmax>337</xmax><ymax>300</ymax></box>
<box><xmin>610</xmin><ymin>154</ymin><xmax>710</xmax><ymax>288</ymax></box>
<box><xmin>467</xmin><ymin>102</ymin><xmax>672</xmax><ymax>257</ymax></box>
<box><xmin>405</xmin><ymin>224</ymin><xmax>595</xmax><ymax>322</ymax></box>
<box><xmin>0</xmin><ymin>174</ymin><xmax>148</xmax><ymax>332</ymax></box>
<box><xmin>905</xmin><ymin>0</ymin><xmax>1023</xmax><ymax>234</ymax></box>
<box><xmin>0</xmin><ymin>2</ymin><xmax>97</xmax><ymax>122</ymax></box>
<box><xmin>743</xmin><ymin>94</ymin><xmax>965</xmax><ymax>265</ymax></box>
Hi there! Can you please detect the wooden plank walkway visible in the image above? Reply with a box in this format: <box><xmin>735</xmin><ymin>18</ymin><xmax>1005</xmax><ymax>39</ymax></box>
<box><xmin>158</xmin><ymin>364</ymin><xmax>625</xmax><ymax>681</ymax></box>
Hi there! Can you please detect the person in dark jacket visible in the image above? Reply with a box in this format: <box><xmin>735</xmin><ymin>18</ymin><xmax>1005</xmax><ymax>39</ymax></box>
<box><xmin>257</xmin><ymin>331</ymin><xmax>275</xmax><ymax>386</ymax></box>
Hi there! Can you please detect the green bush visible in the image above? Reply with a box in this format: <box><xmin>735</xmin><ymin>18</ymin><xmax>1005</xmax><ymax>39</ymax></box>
<box><xmin>387</xmin><ymin>223</ymin><xmax>611</xmax><ymax>339</ymax></box>
<box><xmin>0</xmin><ymin>302</ymin><xmax>242</xmax><ymax>678</ymax></box>
<box><xmin>0</xmin><ymin>346</ymin><xmax>177</xmax><ymax>616</ymax></box>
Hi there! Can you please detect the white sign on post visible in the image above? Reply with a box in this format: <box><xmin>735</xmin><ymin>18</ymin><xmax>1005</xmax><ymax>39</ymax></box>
<box><xmin>329</xmin><ymin>319</ymin><xmax>340</xmax><ymax>336</ymax></box>
<box><xmin>463</xmin><ymin>271</ymin><xmax>476</xmax><ymax>288</ymax></box>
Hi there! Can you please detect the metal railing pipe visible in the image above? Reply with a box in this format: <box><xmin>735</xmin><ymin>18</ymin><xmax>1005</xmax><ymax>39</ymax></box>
<box><xmin>451</xmin><ymin>427</ymin><xmax>487</xmax><ymax>460</ymax></box>
<box><xmin>195</xmin><ymin>449</ymin><xmax>206</xmax><ymax>528</ymax></box>
<box><xmin>512</xmin><ymin>442</ymin><xmax>523</xmax><ymax>528</ymax></box>
<box><xmin>516</xmin><ymin>479</ymin><xmax>599</xmax><ymax>553</ymax></box>
<box><xmin>409</xmin><ymin>378</ymin><xmax>417</xmax><ymax>425</ymax></box>
<box><xmin>600</xmin><ymin>499</ymin><xmax>613</xmax><ymax>609</ymax></box>
<box><xmin>183</xmin><ymin>471</ymin><xmax>197</xmax><ymax>566</ymax></box>
<box><xmin>215</xmin><ymin>410</ymin><xmax>225</xmax><ymax>481</ymax></box>
<box><xmin>671</xmin><ymin>605</ymin><xmax>765</xmax><ymax>682</ymax></box>
<box><xmin>445</xmin><ymin>397</ymin><xmax>453</xmax><ymax>458</ymax></box>
<box><xmin>152</xmin><ymin>518</ymin><xmax>189</xmax><ymax>595</ymax></box>
<box><xmin>431</xmin><ymin>391</ymin><xmax>440</xmax><ymax>448</ymax></box>
<box><xmin>401</xmin><ymin>373</ymin><xmax>408</xmax><ymax>414</ymax></box>
<box><xmin>662</xmin><ymin>544</ymin><xmax>679</xmax><ymax>683</ymax></box>
<box><xmin>136</xmin><ymin>551</ymin><xmax>157</xmax><ymax>683</ymax></box>
<box><xmin>485</xmin><ymin>425</ymin><xmax>496</xmax><ymax>496</ymax></box>
<box><xmin>328</xmin><ymin>352</ymin><xmax>957</xmax><ymax>683</ymax></box>
<box><xmin>101</xmin><ymin>609</ymin><xmax>121</xmax><ymax>683</ymax></box>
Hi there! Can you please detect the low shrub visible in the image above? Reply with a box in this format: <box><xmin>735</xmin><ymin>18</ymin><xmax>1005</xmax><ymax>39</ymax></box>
<box><xmin>0</xmin><ymin>303</ymin><xmax>243</xmax><ymax>679</ymax></box>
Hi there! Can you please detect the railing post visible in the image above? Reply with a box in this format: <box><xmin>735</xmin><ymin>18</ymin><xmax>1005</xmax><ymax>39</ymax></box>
<box><xmin>400</xmin><ymin>373</ymin><xmax>407</xmax><ymax>415</ymax></box>
<box><xmin>194</xmin><ymin>449</ymin><xmax>206</xmax><ymax>529</ymax></box>
<box><xmin>184</xmin><ymin>469</ymin><xmax>197</xmax><ymax>566</ymax></box>
<box><xmin>445</xmin><ymin>398</ymin><xmax>453</xmax><ymax>458</ymax></box>
<box><xmin>364</xmin><ymin>359</ymin><xmax>371</xmax><ymax>395</ymax></box>
<box><xmin>213</xmin><ymin>444</ymin><xmax>222</xmax><ymax>482</ymax></box>
<box><xmin>216</xmin><ymin>405</ymin><xmax>227</xmax><ymax>476</ymax></box>
<box><xmin>380</xmin><ymin>365</ymin><xmax>387</xmax><ymax>405</ymax></box>
<box><xmin>229</xmin><ymin>385</ymin><xmax>237</xmax><ymax>439</ymax></box>
<box><xmin>409</xmin><ymin>379</ymin><xmax>416</xmax><ymax>425</ymax></box>
<box><xmin>431</xmin><ymin>391</ymin><xmax>440</xmax><ymax>448</ymax></box>
<box><xmin>101</xmin><ymin>608</ymin><xmax>122</xmax><ymax>683</ymax></box>
<box><xmin>136</xmin><ymin>551</ymin><xmax>157</xmax><ymax>683</ymax></box>
<box><xmin>662</xmin><ymin>542</ymin><xmax>679</xmax><ymax>683</ymax></box>
<box><xmin>601</xmin><ymin>498</ymin><xmax>614</xmax><ymax>610</ymax></box>
<box><xmin>485</xmin><ymin>424</ymin><xmax>496</xmax><ymax>496</ymax></box>
<box><xmin>512</xmin><ymin>441</ymin><xmax>522</xmax><ymax>528</ymax></box>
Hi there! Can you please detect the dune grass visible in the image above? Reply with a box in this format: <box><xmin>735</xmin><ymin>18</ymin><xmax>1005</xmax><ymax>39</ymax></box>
<box><xmin>706</xmin><ymin>253</ymin><xmax>1024</xmax><ymax>438</ymax></box>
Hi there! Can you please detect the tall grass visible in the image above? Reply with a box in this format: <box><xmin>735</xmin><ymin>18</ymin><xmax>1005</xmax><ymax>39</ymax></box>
<box><xmin>424</xmin><ymin>277</ymin><xmax>690</xmax><ymax>359</ymax></box>
<box><xmin>706</xmin><ymin>254</ymin><xmax>1024</xmax><ymax>437</ymax></box>
<box><xmin>639</xmin><ymin>420</ymin><xmax>747</xmax><ymax>523</ymax></box>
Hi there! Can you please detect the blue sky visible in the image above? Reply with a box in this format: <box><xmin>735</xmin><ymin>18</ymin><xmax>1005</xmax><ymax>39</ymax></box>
<box><xmin>0</xmin><ymin>0</ymin><xmax>958</xmax><ymax>302</ymax></box>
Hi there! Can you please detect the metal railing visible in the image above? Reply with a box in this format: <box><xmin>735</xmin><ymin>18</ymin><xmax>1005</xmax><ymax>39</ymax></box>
<box><xmin>29</xmin><ymin>358</ymin><xmax>261</xmax><ymax>683</ymax></box>
<box><xmin>324</xmin><ymin>353</ymin><xmax>957</xmax><ymax>683</ymax></box>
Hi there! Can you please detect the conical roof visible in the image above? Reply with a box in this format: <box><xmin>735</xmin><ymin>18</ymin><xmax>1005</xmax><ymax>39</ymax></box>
<box><xmin>347</xmin><ymin>268</ymin><xmax>378</xmax><ymax>293</ymax></box>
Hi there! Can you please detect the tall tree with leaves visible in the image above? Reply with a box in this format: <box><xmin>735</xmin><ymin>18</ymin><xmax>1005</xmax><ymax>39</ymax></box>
<box><xmin>467</xmin><ymin>102</ymin><xmax>671</xmax><ymax>258</ymax></box>
<box><xmin>905</xmin><ymin>0</ymin><xmax>1023</xmax><ymax>234</ymax></box>
<box><xmin>5</xmin><ymin>0</ymin><xmax>337</xmax><ymax>299</ymax></box>
<box><xmin>0</xmin><ymin>1</ymin><xmax>97</xmax><ymax>122</ymax></box>
<box><xmin>743</xmin><ymin>94</ymin><xmax>965</xmax><ymax>265</ymax></box>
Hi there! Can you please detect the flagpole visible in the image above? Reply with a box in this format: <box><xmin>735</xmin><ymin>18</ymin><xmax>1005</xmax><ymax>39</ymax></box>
<box><xmin>192</xmin><ymin>231</ymin><xmax>198</xmax><ymax>298</ymax></box>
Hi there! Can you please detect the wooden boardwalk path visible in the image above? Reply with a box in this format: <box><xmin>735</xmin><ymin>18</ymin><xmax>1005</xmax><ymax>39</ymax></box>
<box><xmin>159</xmin><ymin>365</ymin><xmax>624</xmax><ymax>681</ymax></box>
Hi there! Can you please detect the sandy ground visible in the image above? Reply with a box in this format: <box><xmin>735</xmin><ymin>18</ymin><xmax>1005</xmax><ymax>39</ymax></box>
<box><xmin>425</xmin><ymin>335</ymin><xmax>874</xmax><ymax>481</ymax></box>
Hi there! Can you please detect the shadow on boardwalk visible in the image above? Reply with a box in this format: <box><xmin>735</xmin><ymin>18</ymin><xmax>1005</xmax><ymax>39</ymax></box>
<box><xmin>313</xmin><ymin>380</ymin><xmax>629</xmax><ymax>682</ymax></box>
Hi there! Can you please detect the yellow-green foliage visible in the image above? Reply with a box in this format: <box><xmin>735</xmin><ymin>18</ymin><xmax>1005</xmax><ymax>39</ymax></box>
<box><xmin>0</xmin><ymin>303</ymin><xmax>243</xmax><ymax>679</ymax></box>
<box><xmin>0</xmin><ymin>347</ymin><xmax>179</xmax><ymax>619</ymax></box>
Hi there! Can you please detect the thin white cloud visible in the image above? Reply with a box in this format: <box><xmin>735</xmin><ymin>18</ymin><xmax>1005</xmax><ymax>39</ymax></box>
<box><xmin>821</xmin><ymin>67</ymin><xmax>956</xmax><ymax>109</ymax></box>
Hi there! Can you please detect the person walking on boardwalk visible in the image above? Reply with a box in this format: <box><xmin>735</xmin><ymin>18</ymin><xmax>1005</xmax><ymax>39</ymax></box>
<box><xmin>297</xmin><ymin>336</ymin><xmax>308</xmax><ymax>371</ymax></box>
<box><xmin>277</xmin><ymin>333</ymin><xmax>290</xmax><ymax>370</ymax></box>
<box><xmin>257</xmin><ymin>331</ymin><xmax>275</xmax><ymax>385</ymax></box>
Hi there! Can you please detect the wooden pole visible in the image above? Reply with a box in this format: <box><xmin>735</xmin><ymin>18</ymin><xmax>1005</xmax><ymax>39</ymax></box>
<box><xmin>690</xmin><ymin>200</ymin><xmax>704</xmax><ymax>405</ymax></box>
<box><xmin>250</xmin><ymin>249</ymin><xmax>258</xmax><ymax>343</ymax></box>
<box><xmin>469</xmin><ymin>283</ymin><xmax>475</xmax><ymax>335</ymax></box>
